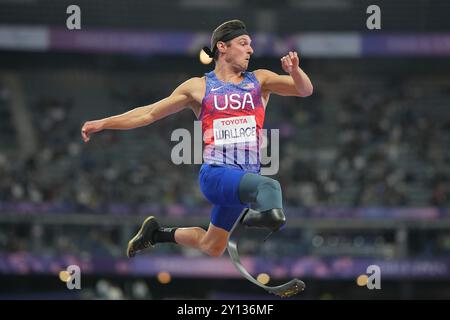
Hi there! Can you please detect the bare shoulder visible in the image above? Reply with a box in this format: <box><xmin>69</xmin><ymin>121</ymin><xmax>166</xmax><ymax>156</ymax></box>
<box><xmin>179</xmin><ymin>76</ymin><xmax>205</xmax><ymax>90</ymax></box>
<box><xmin>175</xmin><ymin>76</ymin><xmax>205</xmax><ymax>108</ymax></box>
<box><xmin>174</xmin><ymin>76</ymin><xmax>205</xmax><ymax>98</ymax></box>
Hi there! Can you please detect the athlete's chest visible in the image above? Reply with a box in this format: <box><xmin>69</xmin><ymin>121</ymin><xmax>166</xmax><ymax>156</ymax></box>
<box><xmin>203</xmin><ymin>85</ymin><xmax>262</xmax><ymax>113</ymax></box>
<box><xmin>209</xmin><ymin>91</ymin><xmax>257</xmax><ymax>111</ymax></box>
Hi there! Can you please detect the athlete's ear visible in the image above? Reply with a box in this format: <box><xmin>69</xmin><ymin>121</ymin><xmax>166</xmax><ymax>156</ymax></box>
<box><xmin>216</xmin><ymin>41</ymin><xmax>227</xmax><ymax>54</ymax></box>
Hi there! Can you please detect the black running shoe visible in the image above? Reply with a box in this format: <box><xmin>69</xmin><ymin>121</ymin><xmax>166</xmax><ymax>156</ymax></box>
<box><xmin>127</xmin><ymin>216</ymin><xmax>160</xmax><ymax>258</ymax></box>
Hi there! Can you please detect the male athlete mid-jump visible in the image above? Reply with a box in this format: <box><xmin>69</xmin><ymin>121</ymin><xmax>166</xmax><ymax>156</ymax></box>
<box><xmin>81</xmin><ymin>20</ymin><xmax>313</xmax><ymax>272</ymax></box>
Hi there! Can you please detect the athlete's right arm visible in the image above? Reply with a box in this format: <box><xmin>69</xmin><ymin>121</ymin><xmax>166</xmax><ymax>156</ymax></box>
<box><xmin>81</xmin><ymin>78</ymin><xmax>200</xmax><ymax>142</ymax></box>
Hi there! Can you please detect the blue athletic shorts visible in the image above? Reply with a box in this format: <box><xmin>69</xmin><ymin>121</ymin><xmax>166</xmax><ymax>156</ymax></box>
<box><xmin>199</xmin><ymin>163</ymin><xmax>249</xmax><ymax>232</ymax></box>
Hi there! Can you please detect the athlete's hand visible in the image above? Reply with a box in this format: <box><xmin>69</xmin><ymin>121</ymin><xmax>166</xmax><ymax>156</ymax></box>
<box><xmin>81</xmin><ymin>120</ymin><xmax>104</xmax><ymax>142</ymax></box>
<box><xmin>281</xmin><ymin>51</ymin><xmax>300</xmax><ymax>74</ymax></box>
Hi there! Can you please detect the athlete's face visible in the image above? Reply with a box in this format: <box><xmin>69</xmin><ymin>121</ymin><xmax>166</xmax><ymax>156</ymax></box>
<box><xmin>223</xmin><ymin>35</ymin><xmax>253</xmax><ymax>71</ymax></box>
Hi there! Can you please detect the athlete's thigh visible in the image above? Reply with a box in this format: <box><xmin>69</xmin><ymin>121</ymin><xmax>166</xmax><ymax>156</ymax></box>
<box><xmin>199</xmin><ymin>164</ymin><xmax>247</xmax><ymax>206</ymax></box>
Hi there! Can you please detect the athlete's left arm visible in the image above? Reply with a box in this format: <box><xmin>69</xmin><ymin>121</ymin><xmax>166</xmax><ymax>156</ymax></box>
<box><xmin>255</xmin><ymin>51</ymin><xmax>313</xmax><ymax>97</ymax></box>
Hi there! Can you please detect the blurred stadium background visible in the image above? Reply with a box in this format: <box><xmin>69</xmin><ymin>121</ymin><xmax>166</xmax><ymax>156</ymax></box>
<box><xmin>1</xmin><ymin>0</ymin><xmax>450</xmax><ymax>300</ymax></box>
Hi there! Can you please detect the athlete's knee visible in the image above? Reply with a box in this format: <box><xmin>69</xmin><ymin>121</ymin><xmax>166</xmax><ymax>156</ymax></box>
<box><xmin>199</xmin><ymin>239</ymin><xmax>226</xmax><ymax>257</ymax></box>
<box><xmin>206</xmin><ymin>245</ymin><xmax>226</xmax><ymax>257</ymax></box>
<box><xmin>203</xmin><ymin>243</ymin><xmax>226</xmax><ymax>257</ymax></box>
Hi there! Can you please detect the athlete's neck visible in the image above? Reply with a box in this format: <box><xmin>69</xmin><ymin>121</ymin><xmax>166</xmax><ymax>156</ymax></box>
<box><xmin>214</xmin><ymin>63</ymin><xmax>244</xmax><ymax>84</ymax></box>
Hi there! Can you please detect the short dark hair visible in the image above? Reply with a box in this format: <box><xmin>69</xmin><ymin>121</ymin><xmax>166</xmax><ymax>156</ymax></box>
<box><xmin>211</xmin><ymin>20</ymin><xmax>247</xmax><ymax>61</ymax></box>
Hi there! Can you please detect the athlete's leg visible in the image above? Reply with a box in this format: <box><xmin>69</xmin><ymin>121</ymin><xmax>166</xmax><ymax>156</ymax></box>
<box><xmin>128</xmin><ymin>221</ymin><xmax>228</xmax><ymax>257</ymax></box>
<box><xmin>127</xmin><ymin>218</ymin><xmax>210</xmax><ymax>258</ymax></box>
<box><xmin>127</xmin><ymin>205</ymin><xmax>243</xmax><ymax>258</ymax></box>
<box><xmin>197</xmin><ymin>224</ymin><xmax>229</xmax><ymax>257</ymax></box>
<box><xmin>173</xmin><ymin>203</ymin><xmax>245</xmax><ymax>257</ymax></box>
<box><xmin>174</xmin><ymin>223</ymin><xmax>228</xmax><ymax>257</ymax></box>
<box><xmin>238</xmin><ymin>173</ymin><xmax>286</xmax><ymax>231</ymax></box>
<box><xmin>238</xmin><ymin>173</ymin><xmax>283</xmax><ymax>211</ymax></box>
<box><xmin>128</xmin><ymin>164</ymin><xmax>248</xmax><ymax>258</ymax></box>
<box><xmin>173</xmin><ymin>227</ymin><xmax>207</xmax><ymax>249</ymax></box>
